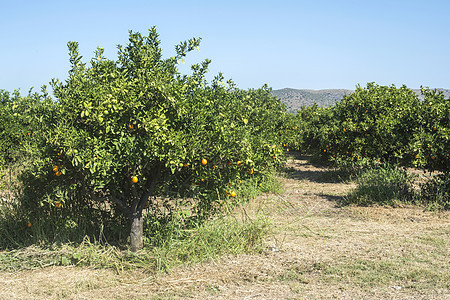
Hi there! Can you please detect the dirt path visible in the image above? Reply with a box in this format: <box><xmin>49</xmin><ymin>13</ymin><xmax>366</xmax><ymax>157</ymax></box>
<box><xmin>1</xmin><ymin>155</ymin><xmax>449</xmax><ymax>299</ymax></box>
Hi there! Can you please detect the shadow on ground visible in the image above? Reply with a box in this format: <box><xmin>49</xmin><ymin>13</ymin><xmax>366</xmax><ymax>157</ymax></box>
<box><xmin>282</xmin><ymin>153</ymin><xmax>347</xmax><ymax>184</ymax></box>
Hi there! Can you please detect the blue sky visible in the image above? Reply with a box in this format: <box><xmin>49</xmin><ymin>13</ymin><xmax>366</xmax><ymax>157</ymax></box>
<box><xmin>1</xmin><ymin>0</ymin><xmax>449</xmax><ymax>94</ymax></box>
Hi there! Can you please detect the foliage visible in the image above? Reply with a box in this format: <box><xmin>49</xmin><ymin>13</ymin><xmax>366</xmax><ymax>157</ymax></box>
<box><xmin>0</xmin><ymin>88</ymin><xmax>55</xmax><ymax>169</ymax></box>
<box><xmin>12</xmin><ymin>27</ymin><xmax>286</xmax><ymax>251</ymax></box>
<box><xmin>420</xmin><ymin>174</ymin><xmax>449</xmax><ymax>211</ymax></box>
<box><xmin>288</xmin><ymin>83</ymin><xmax>449</xmax><ymax>210</ymax></box>
<box><xmin>292</xmin><ymin>83</ymin><xmax>449</xmax><ymax>176</ymax></box>
<box><xmin>344</xmin><ymin>165</ymin><xmax>415</xmax><ymax>207</ymax></box>
<box><xmin>413</xmin><ymin>88</ymin><xmax>449</xmax><ymax>172</ymax></box>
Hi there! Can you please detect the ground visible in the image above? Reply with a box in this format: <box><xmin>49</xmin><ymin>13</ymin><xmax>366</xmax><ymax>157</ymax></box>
<box><xmin>1</xmin><ymin>155</ymin><xmax>449</xmax><ymax>299</ymax></box>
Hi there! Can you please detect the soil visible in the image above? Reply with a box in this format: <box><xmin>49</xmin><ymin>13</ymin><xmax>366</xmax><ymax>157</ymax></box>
<box><xmin>1</xmin><ymin>154</ymin><xmax>449</xmax><ymax>299</ymax></box>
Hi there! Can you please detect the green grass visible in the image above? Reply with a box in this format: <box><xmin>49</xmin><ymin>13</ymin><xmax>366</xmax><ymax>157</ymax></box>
<box><xmin>0</xmin><ymin>174</ymin><xmax>277</xmax><ymax>272</ymax></box>
<box><xmin>343</xmin><ymin>164</ymin><xmax>449</xmax><ymax>211</ymax></box>
<box><xmin>420</xmin><ymin>173</ymin><xmax>450</xmax><ymax>210</ymax></box>
<box><xmin>0</xmin><ymin>211</ymin><xmax>271</xmax><ymax>273</ymax></box>
<box><xmin>344</xmin><ymin>165</ymin><xmax>415</xmax><ymax>207</ymax></box>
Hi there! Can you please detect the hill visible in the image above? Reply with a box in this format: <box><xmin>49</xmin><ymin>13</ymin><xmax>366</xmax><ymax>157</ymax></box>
<box><xmin>273</xmin><ymin>88</ymin><xmax>450</xmax><ymax>113</ymax></box>
<box><xmin>271</xmin><ymin>88</ymin><xmax>352</xmax><ymax>112</ymax></box>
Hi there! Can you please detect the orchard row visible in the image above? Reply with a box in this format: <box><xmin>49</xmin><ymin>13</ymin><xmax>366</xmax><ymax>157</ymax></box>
<box><xmin>1</xmin><ymin>28</ymin><xmax>448</xmax><ymax>251</ymax></box>
<box><xmin>284</xmin><ymin>83</ymin><xmax>449</xmax><ymax>173</ymax></box>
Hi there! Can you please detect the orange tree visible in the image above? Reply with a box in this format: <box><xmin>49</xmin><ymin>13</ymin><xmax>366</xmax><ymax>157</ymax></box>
<box><xmin>413</xmin><ymin>88</ymin><xmax>449</xmax><ymax>209</ymax></box>
<box><xmin>412</xmin><ymin>87</ymin><xmax>449</xmax><ymax>173</ymax></box>
<box><xmin>20</xmin><ymin>28</ymin><xmax>286</xmax><ymax>251</ymax></box>
<box><xmin>296</xmin><ymin>83</ymin><xmax>421</xmax><ymax>167</ymax></box>
<box><xmin>292</xmin><ymin>103</ymin><xmax>335</xmax><ymax>155</ymax></box>
<box><xmin>293</xmin><ymin>83</ymin><xmax>449</xmax><ymax>175</ymax></box>
<box><xmin>331</xmin><ymin>83</ymin><xmax>421</xmax><ymax>166</ymax></box>
<box><xmin>0</xmin><ymin>88</ymin><xmax>55</xmax><ymax>169</ymax></box>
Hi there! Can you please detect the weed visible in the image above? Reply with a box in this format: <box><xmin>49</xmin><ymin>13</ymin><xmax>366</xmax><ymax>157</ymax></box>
<box><xmin>420</xmin><ymin>174</ymin><xmax>449</xmax><ymax>210</ymax></box>
<box><xmin>344</xmin><ymin>165</ymin><xmax>415</xmax><ymax>206</ymax></box>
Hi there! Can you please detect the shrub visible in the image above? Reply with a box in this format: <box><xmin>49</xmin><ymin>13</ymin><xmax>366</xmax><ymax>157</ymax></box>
<box><xmin>345</xmin><ymin>165</ymin><xmax>415</xmax><ymax>207</ymax></box>
<box><xmin>420</xmin><ymin>174</ymin><xmax>449</xmax><ymax>210</ymax></box>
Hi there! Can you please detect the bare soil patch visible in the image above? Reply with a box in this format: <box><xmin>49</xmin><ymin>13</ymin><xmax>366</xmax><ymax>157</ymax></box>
<box><xmin>1</xmin><ymin>155</ymin><xmax>449</xmax><ymax>299</ymax></box>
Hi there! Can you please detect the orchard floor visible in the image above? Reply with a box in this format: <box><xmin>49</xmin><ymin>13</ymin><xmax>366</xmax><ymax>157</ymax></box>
<box><xmin>1</xmin><ymin>154</ymin><xmax>449</xmax><ymax>299</ymax></box>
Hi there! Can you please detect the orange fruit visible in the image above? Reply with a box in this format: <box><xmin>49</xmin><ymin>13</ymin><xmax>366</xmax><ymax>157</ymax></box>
<box><xmin>27</xmin><ymin>222</ymin><xmax>32</xmax><ymax>228</ymax></box>
<box><xmin>230</xmin><ymin>191</ymin><xmax>236</xmax><ymax>197</ymax></box>
<box><xmin>236</xmin><ymin>161</ymin><xmax>242</xmax><ymax>166</ymax></box>
<box><xmin>258</xmin><ymin>183</ymin><xmax>262</xmax><ymax>187</ymax></box>
<box><xmin>128</xmin><ymin>124</ymin><xmax>133</xmax><ymax>129</ymax></box>
<box><xmin>132</xmin><ymin>176</ymin><xmax>138</xmax><ymax>183</ymax></box>
<box><xmin>248</xmin><ymin>168</ymin><xmax>254</xmax><ymax>175</ymax></box>
<box><xmin>52</xmin><ymin>165</ymin><xmax>59</xmax><ymax>172</ymax></box>
<box><xmin>183</xmin><ymin>163</ymin><xmax>189</xmax><ymax>167</ymax></box>
<box><xmin>201</xmin><ymin>159</ymin><xmax>207</xmax><ymax>165</ymax></box>
<box><xmin>55</xmin><ymin>171</ymin><xmax>62</xmax><ymax>176</ymax></box>
<box><xmin>55</xmin><ymin>202</ymin><xmax>61</xmax><ymax>208</ymax></box>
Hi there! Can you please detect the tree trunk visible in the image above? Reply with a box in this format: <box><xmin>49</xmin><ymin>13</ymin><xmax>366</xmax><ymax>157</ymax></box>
<box><xmin>130</xmin><ymin>211</ymin><xmax>144</xmax><ymax>252</ymax></box>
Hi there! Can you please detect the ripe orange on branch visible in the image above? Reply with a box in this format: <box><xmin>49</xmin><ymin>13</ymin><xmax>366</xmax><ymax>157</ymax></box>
<box><xmin>132</xmin><ymin>176</ymin><xmax>138</xmax><ymax>183</ymax></box>
<box><xmin>201</xmin><ymin>159</ymin><xmax>207</xmax><ymax>165</ymax></box>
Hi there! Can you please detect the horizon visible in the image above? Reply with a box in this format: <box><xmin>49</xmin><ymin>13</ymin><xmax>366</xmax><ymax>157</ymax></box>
<box><xmin>274</xmin><ymin>86</ymin><xmax>449</xmax><ymax>91</ymax></box>
<box><xmin>1</xmin><ymin>0</ymin><xmax>449</xmax><ymax>95</ymax></box>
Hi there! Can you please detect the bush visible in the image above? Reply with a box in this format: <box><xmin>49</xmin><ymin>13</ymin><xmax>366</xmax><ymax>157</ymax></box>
<box><xmin>420</xmin><ymin>174</ymin><xmax>449</xmax><ymax>210</ymax></box>
<box><xmin>345</xmin><ymin>165</ymin><xmax>415</xmax><ymax>207</ymax></box>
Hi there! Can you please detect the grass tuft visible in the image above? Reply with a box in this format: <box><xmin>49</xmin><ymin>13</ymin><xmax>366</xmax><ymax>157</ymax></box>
<box><xmin>0</xmin><ymin>211</ymin><xmax>271</xmax><ymax>273</ymax></box>
<box><xmin>344</xmin><ymin>165</ymin><xmax>415</xmax><ymax>207</ymax></box>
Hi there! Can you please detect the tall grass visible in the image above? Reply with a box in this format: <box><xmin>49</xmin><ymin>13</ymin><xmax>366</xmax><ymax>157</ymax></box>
<box><xmin>343</xmin><ymin>163</ymin><xmax>449</xmax><ymax>211</ymax></box>
<box><xmin>344</xmin><ymin>165</ymin><xmax>415</xmax><ymax>207</ymax></box>
<box><xmin>420</xmin><ymin>174</ymin><xmax>449</xmax><ymax>210</ymax></box>
<box><xmin>0</xmin><ymin>209</ymin><xmax>271</xmax><ymax>273</ymax></box>
<box><xmin>0</xmin><ymin>168</ymin><xmax>277</xmax><ymax>272</ymax></box>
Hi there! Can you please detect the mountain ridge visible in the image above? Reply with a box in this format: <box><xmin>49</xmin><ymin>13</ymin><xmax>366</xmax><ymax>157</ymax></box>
<box><xmin>272</xmin><ymin>87</ymin><xmax>450</xmax><ymax>113</ymax></box>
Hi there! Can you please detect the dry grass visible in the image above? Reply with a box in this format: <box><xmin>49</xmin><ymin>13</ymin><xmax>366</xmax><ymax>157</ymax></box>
<box><xmin>0</xmin><ymin>155</ymin><xmax>449</xmax><ymax>299</ymax></box>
